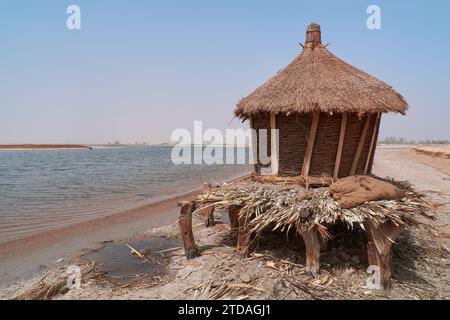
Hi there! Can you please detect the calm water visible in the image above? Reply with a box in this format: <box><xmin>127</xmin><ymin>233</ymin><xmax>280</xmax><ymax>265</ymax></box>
<box><xmin>0</xmin><ymin>146</ymin><xmax>251</xmax><ymax>243</ymax></box>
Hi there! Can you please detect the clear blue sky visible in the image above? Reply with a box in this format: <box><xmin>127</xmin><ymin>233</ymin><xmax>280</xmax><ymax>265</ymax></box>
<box><xmin>1</xmin><ymin>0</ymin><xmax>449</xmax><ymax>144</ymax></box>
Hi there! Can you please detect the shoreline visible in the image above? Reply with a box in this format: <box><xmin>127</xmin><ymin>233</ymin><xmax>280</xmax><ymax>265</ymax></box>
<box><xmin>0</xmin><ymin>173</ymin><xmax>250</xmax><ymax>288</ymax></box>
<box><xmin>0</xmin><ymin>144</ymin><xmax>92</xmax><ymax>150</ymax></box>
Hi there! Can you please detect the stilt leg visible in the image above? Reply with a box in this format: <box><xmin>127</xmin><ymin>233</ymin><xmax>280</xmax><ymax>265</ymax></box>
<box><xmin>202</xmin><ymin>204</ymin><xmax>215</xmax><ymax>228</ymax></box>
<box><xmin>298</xmin><ymin>227</ymin><xmax>321</xmax><ymax>277</ymax></box>
<box><xmin>201</xmin><ymin>183</ymin><xmax>215</xmax><ymax>228</ymax></box>
<box><xmin>365</xmin><ymin>222</ymin><xmax>405</xmax><ymax>289</ymax></box>
<box><xmin>237</xmin><ymin>214</ymin><xmax>253</xmax><ymax>257</ymax></box>
<box><xmin>178</xmin><ymin>201</ymin><xmax>199</xmax><ymax>259</ymax></box>
<box><xmin>227</xmin><ymin>205</ymin><xmax>241</xmax><ymax>240</ymax></box>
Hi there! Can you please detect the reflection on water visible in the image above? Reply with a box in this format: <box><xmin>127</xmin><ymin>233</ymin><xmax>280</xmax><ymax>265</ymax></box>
<box><xmin>0</xmin><ymin>146</ymin><xmax>251</xmax><ymax>243</ymax></box>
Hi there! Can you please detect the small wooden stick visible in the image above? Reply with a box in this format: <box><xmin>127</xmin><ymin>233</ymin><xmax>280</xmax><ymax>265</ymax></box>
<box><xmin>227</xmin><ymin>205</ymin><xmax>241</xmax><ymax>240</ymax></box>
<box><xmin>237</xmin><ymin>214</ymin><xmax>253</xmax><ymax>257</ymax></box>
<box><xmin>126</xmin><ymin>244</ymin><xmax>151</xmax><ymax>263</ymax></box>
<box><xmin>297</xmin><ymin>227</ymin><xmax>321</xmax><ymax>277</ymax></box>
<box><xmin>178</xmin><ymin>201</ymin><xmax>199</xmax><ymax>259</ymax></box>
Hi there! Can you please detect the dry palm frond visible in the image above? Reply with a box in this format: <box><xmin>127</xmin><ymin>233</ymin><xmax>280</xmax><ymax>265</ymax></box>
<box><xmin>188</xmin><ymin>280</ymin><xmax>264</xmax><ymax>300</ymax></box>
<box><xmin>14</xmin><ymin>262</ymin><xmax>99</xmax><ymax>300</ymax></box>
<box><xmin>196</xmin><ymin>181</ymin><xmax>435</xmax><ymax>239</ymax></box>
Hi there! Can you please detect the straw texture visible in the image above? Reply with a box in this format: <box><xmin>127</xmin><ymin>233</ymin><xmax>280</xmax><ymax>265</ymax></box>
<box><xmin>235</xmin><ymin>23</ymin><xmax>408</xmax><ymax>117</ymax></box>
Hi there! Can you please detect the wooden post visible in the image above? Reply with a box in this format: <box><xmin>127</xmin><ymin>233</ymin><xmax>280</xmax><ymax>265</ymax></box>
<box><xmin>302</xmin><ymin>111</ymin><xmax>320</xmax><ymax>179</ymax></box>
<box><xmin>350</xmin><ymin>115</ymin><xmax>371</xmax><ymax>176</ymax></box>
<box><xmin>237</xmin><ymin>214</ymin><xmax>253</xmax><ymax>257</ymax></box>
<box><xmin>227</xmin><ymin>205</ymin><xmax>241</xmax><ymax>240</ymax></box>
<box><xmin>270</xmin><ymin>112</ymin><xmax>279</xmax><ymax>175</ymax></box>
<box><xmin>365</xmin><ymin>221</ymin><xmax>405</xmax><ymax>289</ymax></box>
<box><xmin>333</xmin><ymin>112</ymin><xmax>348</xmax><ymax>179</ymax></box>
<box><xmin>178</xmin><ymin>201</ymin><xmax>199</xmax><ymax>259</ymax></box>
<box><xmin>297</xmin><ymin>227</ymin><xmax>321</xmax><ymax>277</ymax></box>
<box><xmin>364</xmin><ymin>113</ymin><xmax>381</xmax><ymax>174</ymax></box>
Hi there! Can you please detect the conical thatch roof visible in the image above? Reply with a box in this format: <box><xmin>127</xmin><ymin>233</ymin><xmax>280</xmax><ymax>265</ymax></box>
<box><xmin>235</xmin><ymin>23</ymin><xmax>408</xmax><ymax>118</ymax></box>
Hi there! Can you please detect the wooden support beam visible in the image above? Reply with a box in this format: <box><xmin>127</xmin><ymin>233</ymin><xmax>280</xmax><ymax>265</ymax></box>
<box><xmin>301</xmin><ymin>111</ymin><xmax>320</xmax><ymax>179</ymax></box>
<box><xmin>178</xmin><ymin>201</ymin><xmax>199</xmax><ymax>259</ymax></box>
<box><xmin>227</xmin><ymin>205</ymin><xmax>241</xmax><ymax>240</ymax></box>
<box><xmin>270</xmin><ymin>112</ymin><xmax>279</xmax><ymax>175</ymax></box>
<box><xmin>365</xmin><ymin>221</ymin><xmax>405</xmax><ymax>289</ymax></box>
<box><xmin>236</xmin><ymin>214</ymin><xmax>253</xmax><ymax>257</ymax></box>
<box><xmin>297</xmin><ymin>227</ymin><xmax>321</xmax><ymax>277</ymax></box>
<box><xmin>333</xmin><ymin>113</ymin><xmax>348</xmax><ymax>179</ymax></box>
<box><xmin>365</xmin><ymin>113</ymin><xmax>382</xmax><ymax>174</ymax></box>
<box><xmin>364</xmin><ymin>113</ymin><xmax>380</xmax><ymax>174</ymax></box>
<box><xmin>350</xmin><ymin>115</ymin><xmax>371</xmax><ymax>176</ymax></box>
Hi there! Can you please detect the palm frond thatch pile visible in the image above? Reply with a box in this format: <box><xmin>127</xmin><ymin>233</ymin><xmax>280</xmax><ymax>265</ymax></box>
<box><xmin>187</xmin><ymin>280</ymin><xmax>265</xmax><ymax>300</ymax></box>
<box><xmin>196</xmin><ymin>180</ymin><xmax>434</xmax><ymax>239</ymax></box>
<box><xmin>13</xmin><ymin>262</ymin><xmax>99</xmax><ymax>300</ymax></box>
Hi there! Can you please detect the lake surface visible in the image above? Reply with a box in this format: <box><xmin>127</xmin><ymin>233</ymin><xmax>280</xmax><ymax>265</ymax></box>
<box><xmin>0</xmin><ymin>146</ymin><xmax>251</xmax><ymax>243</ymax></box>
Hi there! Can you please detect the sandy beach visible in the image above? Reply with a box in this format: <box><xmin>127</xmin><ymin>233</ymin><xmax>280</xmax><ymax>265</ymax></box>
<box><xmin>1</xmin><ymin>146</ymin><xmax>449</xmax><ymax>299</ymax></box>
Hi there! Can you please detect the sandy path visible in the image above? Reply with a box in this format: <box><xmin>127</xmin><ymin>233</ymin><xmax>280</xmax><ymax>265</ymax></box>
<box><xmin>373</xmin><ymin>147</ymin><xmax>450</xmax><ymax>224</ymax></box>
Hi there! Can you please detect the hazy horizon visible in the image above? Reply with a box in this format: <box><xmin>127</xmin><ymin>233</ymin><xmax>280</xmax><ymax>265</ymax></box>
<box><xmin>1</xmin><ymin>1</ymin><xmax>449</xmax><ymax>145</ymax></box>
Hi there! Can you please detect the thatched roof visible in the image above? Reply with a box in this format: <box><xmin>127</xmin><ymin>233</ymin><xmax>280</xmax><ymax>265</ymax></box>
<box><xmin>235</xmin><ymin>23</ymin><xmax>408</xmax><ymax>118</ymax></box>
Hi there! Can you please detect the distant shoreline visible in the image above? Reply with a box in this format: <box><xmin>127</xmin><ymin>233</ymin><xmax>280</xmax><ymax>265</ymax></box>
<box><xmin>0</xmin><ymin>144</ymin><xmax>93</xmax><ymax>150</ymax></box>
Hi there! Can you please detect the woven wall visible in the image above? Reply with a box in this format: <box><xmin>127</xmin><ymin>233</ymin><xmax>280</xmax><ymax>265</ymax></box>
<box><xmin>310</xmin><ymin>113</ymin><xmax>342</xmax><ymax>176</ymax></box>
<box><xmin>367</xmin><ymin>114</ymin><xmax>382</xmax><ymax>174</ymax></box>
<box><xmin>337</xmin><ymin>114</ymin><xmax>377</xmax><ymax>177</ymax></box>
<box><xmin>277</xmin><ymin>113</ymin><xmax>311</xmax><ymax>176</ymax></box>
<box><xmin>251</xmin><ymin>112</ymin><xmax>379</xmax><ymax>178</ymax></box>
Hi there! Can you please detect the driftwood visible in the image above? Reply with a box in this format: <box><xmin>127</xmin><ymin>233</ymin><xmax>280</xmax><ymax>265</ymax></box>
<box><xmin>227</xmin><ymin>205</ymin><xmax>241</xmax><ymax>240</ymax></box>
<box><xmin>251</xmin><ymin>174</ymin><xmax>333</xmax><ymax>187</ymax></box>
<box><xmin>365</xmin><ymin>221</ymin><xmax>405</xmax><ymax>289</ymax></box>
<box><xmin>297</xmin><ymin>227</ymin><xmax>321</xmax><ymax>277</ymax></box>
<box><xmin>251</xmin><ymin>174</ymin><xmax>305</xmax><ymax>185</ymax></box>
<box><xmin>178</xmin><ymin>201</ymin><xmax>199</xmax><ymax>259</ymax></box>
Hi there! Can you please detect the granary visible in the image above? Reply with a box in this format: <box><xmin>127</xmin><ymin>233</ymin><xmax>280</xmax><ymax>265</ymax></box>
<box><xmin>179</xmin><ymin>23</ymin><xmax>433</xmax><ymax>290</ymax></box>
<box><xmin>235</xmin><ymin>23</ymin><xmax>408</xmax><ymax>184</ymax></box>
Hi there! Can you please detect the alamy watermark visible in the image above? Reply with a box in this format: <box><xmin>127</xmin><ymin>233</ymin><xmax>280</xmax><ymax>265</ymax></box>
<box><xmin>66</xmin><ymin>265</ymin><xmax>81</xmax><ymax>290</ymax></box>
<box><xmin>170</xmin><ymin>121</ymin><xmax>273</xmax><ymax>165</ymax></box>
<box><xmin>367</xmin><ymin>5</ymin><xmax>381</xmax><ymax>30</ymax></box>
<box><xmin>66</xmin><ymin>5</ymin><xmax>81</xmax><ymax>30</ymax></box>
<box><xmin>366</xmin><ymin>265</ymin><xmax>382</xmax><ymax>290</ymax></box>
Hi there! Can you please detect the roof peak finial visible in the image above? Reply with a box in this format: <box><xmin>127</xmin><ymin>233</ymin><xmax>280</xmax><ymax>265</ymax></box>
<box><xmin>305</xmin><ymin>23</ymin><xmax>321</xmax><ymax>48</ymax></box>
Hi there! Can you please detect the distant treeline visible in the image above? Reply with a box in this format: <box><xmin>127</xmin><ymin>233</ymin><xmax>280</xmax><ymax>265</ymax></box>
<box><xmin>380</xmin><ymin>137</ymin><xmax>449</xmax><ymax>145</ymax></box>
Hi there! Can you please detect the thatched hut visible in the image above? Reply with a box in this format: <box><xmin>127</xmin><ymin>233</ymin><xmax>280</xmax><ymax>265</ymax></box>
<box><xmin>179</xmin><ymin>23</ymin><xmax>428</xmax><ymax>290</ymax></box>
<box><xmin>235</xmin><ymin>23</ymin><xmax>408</xmax><ymax>184</ymax></box>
